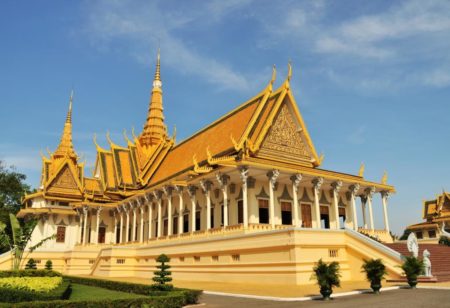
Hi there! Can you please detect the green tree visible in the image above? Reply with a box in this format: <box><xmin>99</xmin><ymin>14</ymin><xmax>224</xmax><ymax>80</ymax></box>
<box><xmin>152</xmin><ymin>254</ymin><xmax>173</xmax><ymax>291</ymax></box>
<box><xmin>0</xmin><ymin>213</ymin><xmax>54</xmax><ymax>270</ymax></box>
<box><xmin>311</xmin><ymin>259</ymin><xmax>341</xmax><ymax>300</ymax></box>
<box><xmin>361</xmin><ymin>259</ymin><xmax>387</xmax><ymax>294</ymax></box>
<box><xmin>0</xmin><ymin>160</ymin><xmax>31</xmax><ymax>213</ymax></box>
<box><xmin>45</xmin><ymin>260</ymin><xmax>53</xmax><ymax>270</ymax></box>
<box><xmin>25</xmin><ymin>258</ymin><xmax>37</xmax><ymax>270</ymax></box>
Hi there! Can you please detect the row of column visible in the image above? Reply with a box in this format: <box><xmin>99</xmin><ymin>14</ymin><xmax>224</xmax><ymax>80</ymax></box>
<box><xmin>77</xmin><ymin>168</ymin><xmax>391</xmax><ymax>245</ymax></box>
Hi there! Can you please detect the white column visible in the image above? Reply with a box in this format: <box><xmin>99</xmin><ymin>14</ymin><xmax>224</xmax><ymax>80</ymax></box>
<box><xmin>361</xmin><ymin>196</ymin><xmax>367</xmax><ymax>229</ymax></box>
<box><xmin>131</xmin><ymin>203</ymin><xmax>137</xmax><ymax>242</ymax></box>
<box><xmin>365</xmin><ymin>187</ymin><xmax>375</xmax><ymax>231</ymax></box>
<box><xmin>113</xmin><ymin>211</ymin><xmax>118</xmax><ymax>244</ymax></box>
<box><xmin>349</xmin><ymin>184</ymin><xmax>360</xmax><ymax>231</ymax></box>
<box><xmin>154</xmin><ymin>191</ymin><xmax>162</xmax><ymax>237</ymax></box>
<box><xmin>216</xmin><ymin>173</ymin><xmax>230</xmax><ymax>227</ymax></box>
<box><xmin>381</xmin><ymin>191</ymin><xmax>390</xmax><ymax>232</ymax></box>
<box><xmin>312</xmin><ymin>177</ymin><xmax>323</xmax><ymax>229</ymax></box>
<box><xmin>164</xmin><ymin>187</ymin><xmax>173</xmax><ymax>236</ymax></box>
<box><xmin>125</xmin><ymin>206</ymin><xmax>130</xmax><ymax>243</ymax></box>
<box><xmin>332</xmin><ymin>181</ymin><xmax>342</xmax><ymax>230</ymax></box>
<box><xmin>201</xmin><ymin>180</ymin><xmax>213</xmax><ymax>230</ymax></box>
<box><xmin>239</xmin><ymin>167</ymin><xmax>249</xmax><ymax>228</ymax></box>
<box><xmin>291</xmin><ymin>174</ymin><xmax>302</xmax><ymax>226</ymax></box>
<box><xmin>82</xmin><ymin>206</ymin><xmax>88</xmax><ymax>246</ymax></box>
<box><xmin>139</xmin><ymin>203</ymin><xmax>144</xmax><ymax>243</ymax></box>
<box><xmin>175</xmin><ymin>186</ymin><xmax>184</xmax><ymax>234</ymax></box>
<box><xmin>119</xmin><ymin>210</ymin><xmax>124</xmax><ymax>243</ymax></box>
<box><xmin>267</xmin><ymin>170</ymin><xmax>280</xmax><ymax>228</ymax></box>
<box><xmin>188</xmin><ymin>186</ymin><xmax>197</xmax><ymax>232</ymax></box>
<box><xmin>147</xmin><ymin>199</ymin><xmax>153</xmax><ymax>239</ymax></box>
<box><xmin>94</xmin><ymin>206</ymin><xmax>102</xmax><ymax>244</ymax></box>
<box><xmin>77</xmin><ymin>212</ymin><xmax>83</xmax><ymax>244</ymax></box>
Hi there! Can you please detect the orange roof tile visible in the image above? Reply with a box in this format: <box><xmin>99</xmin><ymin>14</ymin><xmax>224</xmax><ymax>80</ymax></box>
<box><xmin>149</xmin><ymin>94</ymin><xmax>264</xmax><ymax>184</ymax></box>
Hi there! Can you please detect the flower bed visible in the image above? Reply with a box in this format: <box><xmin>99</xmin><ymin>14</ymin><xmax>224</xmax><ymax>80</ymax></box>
<box><xmin>0</xmin><ymin>277</ymin><xmax>63</xmax><ymax>292</ymax></box>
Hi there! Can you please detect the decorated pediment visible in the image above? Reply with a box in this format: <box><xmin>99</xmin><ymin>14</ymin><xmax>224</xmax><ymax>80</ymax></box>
<box><xmin>257</xmin><ymin>99</ymin><xmax>318</xmax><ymax>166</ymax></box>
<box><xmin>46</xmin><ymin>163</ymin><xmax>82</xmax><ymax>196</ymax></box>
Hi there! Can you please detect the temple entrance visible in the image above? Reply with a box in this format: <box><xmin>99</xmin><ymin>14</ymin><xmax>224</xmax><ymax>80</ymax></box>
<box><xmin>173</xmin><ymin>216</ymin><xmax>178</xmax><ymax>234</ymax></box>
<box><xmin>258</xmin><ymin>199</ymin><xmax>269</xmax><ymax>224</ymax></box>
<box><xmin>116</xmin><ymin>225</ymin><xmax>121</xmax><ymax>243</ymax></box>
<box><xmin>281</xmin><ymin>202</ymin><xmax>292</xmax><ymax>225</ymax></box>
<box><xmin>183</xmin><ymin>213</ymin><xmax>189</xmax><ymax>233</ymax></box>
<box><xmin>338</xmin><ymin>207</ymin><xmax>346</xmax><ymax>228</ymax></box>
<box><xmin>98</xmin><ymin>226</ymin><xmax>106</xmax><ymax>244</ymax></box>
<box><xmin>163</xmin><ymin>219</ymin><xmax>168</xmax><ymax>236</ymax></box>
<box><xmin>301</xmin><ymin>203</ymin><xmax>312</xmax><ymax>228</ymax></box>
<box><xmin>237</xmin><ymin>200</ymin><xmax>244</xmax><ymax>224</ymax></box>
<box><xmin>195</xmin><ymin>211</ymin><xmax>201</xmax><ymax>231</ymax></box>
<box><xmin>320</xmin><ymin>206</ymin><xmax>330</xmax><ymax>229</ymax></box>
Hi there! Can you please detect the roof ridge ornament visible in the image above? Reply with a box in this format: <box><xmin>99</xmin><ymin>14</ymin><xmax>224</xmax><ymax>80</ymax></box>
<box><xmin>358</xmin><ymin>162</ymin><xmax>365</xmax><ymax>177</ymax></box>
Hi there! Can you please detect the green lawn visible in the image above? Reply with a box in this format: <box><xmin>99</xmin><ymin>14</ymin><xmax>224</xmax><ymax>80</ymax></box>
<box><xmin>69</xmin><ymin>283</ymin><xmax>146</xmax><ymax>301</ymax></box>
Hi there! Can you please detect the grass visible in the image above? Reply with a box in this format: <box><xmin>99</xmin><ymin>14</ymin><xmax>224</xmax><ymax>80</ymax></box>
<box><xmin>69</xmin><ymin>283</ymin><xmax>146</xmax><ymax>301</ymax></box>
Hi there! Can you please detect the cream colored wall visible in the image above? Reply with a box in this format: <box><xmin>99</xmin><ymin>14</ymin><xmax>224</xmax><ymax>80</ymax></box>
<box><xmin>4</xmin><ymin>228</ymin><xmax>402</xmax><ymax>285</ymax></box>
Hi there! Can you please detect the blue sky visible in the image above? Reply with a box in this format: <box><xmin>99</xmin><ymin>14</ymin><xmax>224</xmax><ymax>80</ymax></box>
<box><xmin>1</xmin><ymin>0</ymin><xmax>450</xmax><ymax>235</ymax></box>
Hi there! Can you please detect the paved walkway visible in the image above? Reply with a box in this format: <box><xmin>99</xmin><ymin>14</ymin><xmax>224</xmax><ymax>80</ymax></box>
<box><xmin>199</xmin><ymin>288</ymin><xmax>450</xmax><ymax>307</ymax></box>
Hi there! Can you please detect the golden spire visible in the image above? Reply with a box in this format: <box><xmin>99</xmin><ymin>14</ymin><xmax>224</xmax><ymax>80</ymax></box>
<box><xmin>139</xmin><ymin>49</ymin><xmax>167</xmax><ymax>147</ymax></box>
<box><xmin>54</xmin><ymin>91</ymin><xmax>77</xmax><ymax>159</ymax></box>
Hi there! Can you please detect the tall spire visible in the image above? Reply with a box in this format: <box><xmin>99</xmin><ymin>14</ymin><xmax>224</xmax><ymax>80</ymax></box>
<box><xmin>139</xmin><ymin>49</ymin><xmax>167</xmax><ymax>147</ymax></box>
<box><xmin>54</xmin><ymin>91</ymin><xmax>77</xmax><ymax>159</ymax></box>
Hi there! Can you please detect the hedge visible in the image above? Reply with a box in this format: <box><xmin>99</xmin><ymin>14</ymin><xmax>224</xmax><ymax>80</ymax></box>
<box><xmin>64</xmin><ymin>275</ymin><xmax>202</xmax><ymax>304</ymax></box>
<box><xmin>0</xmin><ymin>279</ymin><xmax>71</xmax><ymax>303</ymax></box>
<box><xmin>0</xmin><ymin>294</ymin><xmax>184</xmax><ymax>308</ymax></box>
<box><xmin>0</xmin><ymin>270</ymin><xmax>61</xmax><ymax>278</ymax></box>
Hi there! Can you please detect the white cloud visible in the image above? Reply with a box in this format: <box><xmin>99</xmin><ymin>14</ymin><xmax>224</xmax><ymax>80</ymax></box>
<box><xmin>82</xmin><ymin>0</ymin><xmax>254</xmax><ymax>91</ymax></box>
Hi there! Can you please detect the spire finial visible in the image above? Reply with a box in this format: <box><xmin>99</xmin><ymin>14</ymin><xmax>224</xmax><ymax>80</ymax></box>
<box><xmin>67</xmin><ymin>89</ymin><xmax>73</xmax><ymax>123</ymax></box>
<box><xmin>287</xmin><ymin>60</ymin><xmax>292</xmax><ymax>82</ymax></box>
<box><xmin>153</xmin><ymin>48</ymin><xmax>162</xmax><ymax>87</ymax></box>
<box><xmin>54</xmin><ymin>91</ymin><xmax>76</xmax><ymax>158</ymax></box>
<box><xmin>270</xmin><ymin>64</ymin><xmax>276</xmax><ymax>86</ymax></box>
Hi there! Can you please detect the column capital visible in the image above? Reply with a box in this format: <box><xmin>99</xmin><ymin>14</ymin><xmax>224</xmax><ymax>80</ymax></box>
<box><xmin>267</xmin><ymin>169</ymin><xmax>280</xmax><ymax>189</ymax></box>
<box><xmin>82</xmin><ymin>205</ymin><xmax>89</xmax><ymax>215</ymax></box>
<box><xmin>144</xmin><ymin>193</ymin><xmax>153</xmax><ymax>202</ymax></box>
<box><xmin>239</xmin><ymin>166</ymin><xmax>249</xmax><ymax>182</ymax></box>
<box><xmin>348</xmin><ymin>183</ymin><xmax>360</xmax><ymax>195</ymax></box>
<box><xmin>153</xmin><ymin>190</ymin><xmax>163</xmax><ymax>201</ymax></box>
<box><xmin>216</xmin><ymin>173</ymin><xmax>230</xmax><ymax>188</ymax></box>
<box><xmin>331</xmin><ymin>181</ymin><xmax>343</xmax><ymax>193</ymax></box>
<box><xmin>290</xmin><ymin>173</ymin><xmax>303</xmax><ymax>188</ymax></box>
<box><xmin>174</xmin><ymin>185</ymin><xmax>184</xmax><ymax>195</ymax></box>
<box><xmin>187</xmin><ymin>185</ymin><xmax>198</xmax><ymax>198</ymax></box>
<box><xmin>312</xmin><ymin>177</ymin><xmax>324</xmax><ymax>190</ymax></box>
<box><xmin>96</xmin><ymin>206</ymin><xmax>103</xmax><ymax>216</ymax></box>
<box><xmin>364</xmin><ymin>186</ymin><xmax>376</xmax><ymax>199</ymax></box>
<box><xmin>200</xmin><ymin>180</ymin><xmax>213</xmax><ymax>193</ymax></box>
<box><xmin>381</xmin><ymin>190</ymin><xmax>390</xmax><ymax>199</ymax></box>
<box><xmin>162</xmin><ymin>185</ymin><xmax>174</xmax><ymax>197</ymax></box>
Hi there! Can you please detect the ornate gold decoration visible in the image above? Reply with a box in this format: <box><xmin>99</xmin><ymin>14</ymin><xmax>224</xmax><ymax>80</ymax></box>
<box><xmin>381</xmin><ymin>171</ymin><xmax>388</xmax><ymax>185</ymax></box>
<box><xmin>230</xmin><ymin>134</ymin><xmax>239</xmax><ymax>151</ymax></box>
<box><xmin>359</xmin><ymin>163</ymin><xmax>365</xmax><ymax>177</ymax></box>
<box><xmin>192</xmin><ymin>154</ymin><xmax>213</xmax><ymax>174</ymax></box>
<box><xmin>259</xmin><ymin>104</ymin><xmax>311</xmax><ymax>160</ymax></box>
<box><xmin>318</xmin><ymin>153</ymin><xmax>324</xmax><ymax>165</ymax></box>
<box><xmin>51</xmin><ymin>165</ymin><xmax>78</xmax><ymax>190</ymax></box>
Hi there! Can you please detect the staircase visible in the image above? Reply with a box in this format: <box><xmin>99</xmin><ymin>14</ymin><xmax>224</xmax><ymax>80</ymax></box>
<box><xmin>386</xmin><ymin>243</ymin><xmax>450</xmax><ymax>282</ymax></box>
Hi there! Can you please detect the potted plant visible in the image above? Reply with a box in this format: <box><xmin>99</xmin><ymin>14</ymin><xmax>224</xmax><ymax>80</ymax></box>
<box><xmin>312</xmin><ymin>258</ymin><xmax>341</xmax><ymax>300</ymax></box>
<box><xmin>361</xmin><ymin>259</ymin><xmax>387</xmax><ymax>294</ymax></box>
<box><xmin>401</xmin><ymin>256</ymin><xmax>424</xmax><ymax>288</ymax></box>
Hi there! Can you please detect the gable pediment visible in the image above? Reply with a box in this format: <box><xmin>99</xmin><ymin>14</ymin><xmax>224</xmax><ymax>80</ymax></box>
<box><xmin>257</xmin><ymin>100</ymin><xmax>316</xmax><ymax>166</ymax></box>
<box><xmin>46</xmin><ymin>163</ymin><xmax>82</xmax><ymax>196</ymax></box>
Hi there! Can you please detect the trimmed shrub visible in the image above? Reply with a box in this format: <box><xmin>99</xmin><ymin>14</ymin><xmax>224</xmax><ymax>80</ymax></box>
<box><xmin>0</xmin><ymin>270</ymin><xmax>60</xmax><ymax>278</ymax></box>
<box><xmin>361</xmin><ymin>259</ymin><xmax>387</xmax><ymax>294</ymax></box>
<box><xmin>0</xmin><ymin>279</ymin><xmax>71</xmax><ymax>303</ymax></box>
<box><xmin>0</xmin><ymin>293</ymin><xmax>184</xmax><ymax>307</ymax></box>
<box><xmin>63</xmin><ymin>275</ymin><xmax>201</xmax><ymax>305</ymax></box>
<box><xmin>152</xmin><ymin>254</ymin><xmax>173</xmax><ymax>291</ymax></box>
<box><xmin>25</xmin><ymin>258</ymin><xmax>37</xmax><ymax>270</ymax></box>
<box><xmin>401</xmin><ymin>256</ymin><xmax>424</xmax><ymax>288</ymax></box>
<box><xmin>45</xmin><ymin>260</ymin><xmax>53</xmax><ymax>270</ymax></box>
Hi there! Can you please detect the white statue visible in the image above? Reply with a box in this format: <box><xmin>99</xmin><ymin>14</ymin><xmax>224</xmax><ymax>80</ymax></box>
<box><xmin>423</xmin><ymin>249</ymin><xmax>432</xmax><ymax>277</ymax></box>
<box><xmin>407</xmin><ymin>232</ymin><xmax>419</xmax><ymax>258</ymax></box>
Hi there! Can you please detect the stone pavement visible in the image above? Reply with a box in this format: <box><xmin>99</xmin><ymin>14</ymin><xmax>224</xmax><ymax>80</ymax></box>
<box><xmin>199</xmin><ymin>288</ymin><xmax>450</xmax><ymax>308</ymax></box>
